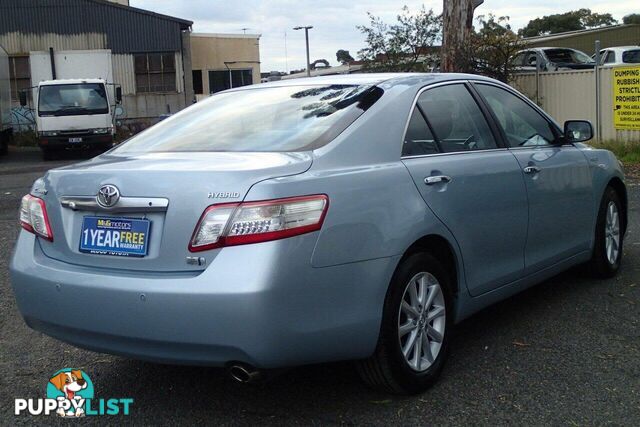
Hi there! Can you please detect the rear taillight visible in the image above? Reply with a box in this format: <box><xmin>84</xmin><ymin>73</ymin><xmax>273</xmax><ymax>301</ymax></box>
<box><xmin>189</xmin><ymin>194</ymin><xmax>328</xmax><ymax>252</ymax></box>
<box><xmin>19</xmin><ymin>194</ymin><xmax>53</xmax><ymax>241</ymax></box>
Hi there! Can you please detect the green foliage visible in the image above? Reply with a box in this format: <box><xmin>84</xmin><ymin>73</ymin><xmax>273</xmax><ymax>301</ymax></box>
<box><xmin>336</xmin><ymin>49</ymin><xmax>355</xmax><ymax>64</ymax></box>
<box><xmin>357</xmin><ymin>5</ymin><xmax>441</xmax><ymax>72</ymax></box>
<box><xmin>461</xmin><ymin>15</ymin><xmax>526</xmax><ymax>83</ymax></box>
<box><xmin>12</xmin><ymin>130</ymin><xmax>37</xmax><ymax>147</ymax></box>
<box><xmin>590</xmin><ymin>140</ymin><xmax>640</xmax><ymax>164</ymax></box>
<box><xmin>519</xmin><ymin>9</ymin><xmax>618</xmax><ymax>37</ymax></box>
<box><xmin>623</xmin><ymin>14</ymin><xmax>640</xmax><ymax>25</ymax></box>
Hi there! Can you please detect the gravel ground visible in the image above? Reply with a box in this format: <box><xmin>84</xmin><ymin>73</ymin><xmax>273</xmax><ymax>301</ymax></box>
<box><xmin>1</xmin><ymin>147</ymin><xmax>639</xmax><ymax>425</ymax></box>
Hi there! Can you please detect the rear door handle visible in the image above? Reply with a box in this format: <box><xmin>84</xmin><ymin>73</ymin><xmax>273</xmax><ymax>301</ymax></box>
<box><xmin>424</xmin><ymin>175</ymin><xmax>452</xmax><ymax>185</ymax></box>
<box><xmin>523</xmin><ymin>166</ymin><xmax>541</xmax><ymax>174</ymax></box>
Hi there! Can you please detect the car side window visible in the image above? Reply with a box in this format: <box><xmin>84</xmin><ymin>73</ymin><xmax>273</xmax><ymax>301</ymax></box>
<box><xmin>418</xmin><ymin>84</ymin><xmax>498</xmax><ymax>153</ymax></box>
<box><xmin>511</xmin><ymin>52</ymin><xmax>525</xmax><ymax>67</ymax></box>
<box><xmin>604</xmin><ymin>51</ymin><xmax>615</xmax><ymax>64</ymax></box>
<box><xmin>402</xmin><ymin>108</ymin><xmax>439</xmax><ymax>157</ymax></box>
<box><xmin>475</xmin><ymin>84</ymin><xmax>557</xmax><ymax>148</ymax></box>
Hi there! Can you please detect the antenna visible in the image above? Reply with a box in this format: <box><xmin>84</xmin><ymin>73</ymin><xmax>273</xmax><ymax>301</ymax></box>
<box><xmin>284</xmin><ymin>31</ymin><xmax>289</xmax><ymax>74</ymax></box>
<box><xmin>240</xmin><ymin>27</ymin><xmax>250</xmax><ymax>34</ymax></box>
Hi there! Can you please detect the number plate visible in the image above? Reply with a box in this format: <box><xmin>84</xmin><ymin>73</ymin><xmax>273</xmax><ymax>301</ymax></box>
<box><xmin>80</xmin><ymin>216</ymin><xmax>150</xmax><ymax>257</ymax></box>
<box><xmin>69</xmin><ymin>137</ymin><xmax>83</xmax><ymax>143</ymax></box>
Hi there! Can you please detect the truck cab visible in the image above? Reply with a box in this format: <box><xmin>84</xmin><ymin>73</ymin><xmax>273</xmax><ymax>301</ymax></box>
<box><xmin>30</xmin><ymin>78</ymin><xmax>119</xmax><ymax>159</ymax></box>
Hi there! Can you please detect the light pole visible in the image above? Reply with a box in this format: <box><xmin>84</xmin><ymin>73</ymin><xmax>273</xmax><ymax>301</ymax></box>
<box><xmin>293</xmin><ymin>25</ymin><xmax>313</xmax><ymax>77</ymax></box>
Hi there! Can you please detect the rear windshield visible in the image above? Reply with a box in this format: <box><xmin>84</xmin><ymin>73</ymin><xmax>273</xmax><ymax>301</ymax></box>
<box><xmin>112</xmin><ymin>84</ymin><xmax>383</xmax><ymax>153</ymax></box>
<box><xmin>622</xmin><ymin>49</ymin><xmax>640</xmax><ymax>64</ymax></box>
<box><xmin>544</xmin><ymin>48</ymin><xmax>593</xmax><ymax>65</ymax></box>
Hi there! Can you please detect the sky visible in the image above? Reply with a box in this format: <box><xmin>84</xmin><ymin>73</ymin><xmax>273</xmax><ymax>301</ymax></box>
<box><xmin>130</xmin><ymin>1</ymin><xmax>639</xmax><ymax>72</ymax></box>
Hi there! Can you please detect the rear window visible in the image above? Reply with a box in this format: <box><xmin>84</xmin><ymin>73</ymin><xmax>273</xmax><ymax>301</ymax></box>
<box><xmin>112</xmin><ymin>84</ymin><xmax>383</xmax><ymax>153</ymax></box>
<box><xmin>622</xmin><ymin>50</ymin><xmax>640</xmax><ymax>64</ymax></box>
<box><xmin>544</xmin><ymin>49</ymin><xmax>593</xmax><ymax>65</ymax></box>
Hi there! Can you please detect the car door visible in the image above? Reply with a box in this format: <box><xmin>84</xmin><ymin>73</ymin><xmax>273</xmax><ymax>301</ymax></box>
<box><xmin>473</xmin><ymin>83</ymin><xmax>594</xmax><ymax>275</ymax></box>
<box><xmin>402</xmin><ymin>82</ymin><xmax>528</xmax><ymax>296</ymax></box>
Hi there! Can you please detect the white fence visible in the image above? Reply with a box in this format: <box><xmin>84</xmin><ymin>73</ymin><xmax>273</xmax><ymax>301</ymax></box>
<box><xmin>511</xmin><ymin>68</ymin><xmax>639</xmax><ymax>142</ymax></box>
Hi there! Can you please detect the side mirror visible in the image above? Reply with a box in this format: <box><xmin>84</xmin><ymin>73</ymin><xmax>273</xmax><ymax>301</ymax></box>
<box><xmin>564</xmin><ymin>120</ymin><xmax>593</xmax><ymax>143</ymax></box>
<box><xmin>19</xmin><ymin>91</ymin><xmax>27</xmax><ymax>107</ymax></box>
<box><xmin>114</xmin><ymin>105</ymin><xmax>125</xmax><ymax>117</ymax></box>
<box><xmin>115</xmin><ymin>87</ymin><xmax>122</xmax><ymax>104</ymax></box>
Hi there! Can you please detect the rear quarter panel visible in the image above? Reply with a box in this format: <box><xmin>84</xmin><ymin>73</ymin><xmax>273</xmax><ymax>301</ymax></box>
<box><xmin>244</xmin><ymin>80</ymin><xmax>467</xmax><ymax>290</ymax></box>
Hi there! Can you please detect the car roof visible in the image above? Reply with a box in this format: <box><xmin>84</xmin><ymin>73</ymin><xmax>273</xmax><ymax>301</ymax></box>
<box><xmin>232</xmin><ymin>73</ymin><xmax>499</xmax><ymax>91</ymax></box>
<box><xmin>605</xmin><ymin>46</ymin><xmax>640</xmax><ymax>51</ymax></box>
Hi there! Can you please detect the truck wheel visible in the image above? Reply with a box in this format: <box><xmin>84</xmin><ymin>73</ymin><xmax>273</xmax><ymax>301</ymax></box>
<box><xmin>42</xmin><ymin>148</ymin><xmax>56</xmax><ymax>161</ymax></box>
<box><xmin>0</xmin><ymin>132</ymin><xmax>8</xmax><ymax>155</ymax></box>
<box><xmin>356</xmin><ymin>252</ymin><xmax>453</xmax><ymax>394</ymax></box>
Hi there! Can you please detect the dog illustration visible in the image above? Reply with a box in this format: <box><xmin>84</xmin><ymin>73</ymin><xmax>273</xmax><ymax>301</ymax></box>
<box><xmin>49</xmin><ymin>370</ymin><xmax>87</xmax><ymax>417</ymax></box>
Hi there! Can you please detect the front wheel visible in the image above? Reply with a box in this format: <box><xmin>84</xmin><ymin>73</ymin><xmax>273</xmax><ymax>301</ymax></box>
<box><xmin>590</xmin><ymin>187</ymin><xmax>624</xmax><ymax>278</ymax></box>
<box><xmin>356</xmin><ymin>252</ymin><xmax>453</xmax><ymax>394</ymax></box>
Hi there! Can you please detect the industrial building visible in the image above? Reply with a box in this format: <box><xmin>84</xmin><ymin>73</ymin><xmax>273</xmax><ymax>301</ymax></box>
<box><xmin>0</xmin><ymin>0</ymin><xmax>194</xmax><ymax>126</ymax></box>
<box><xmin>524</xmin><ymin>24</ymin><xmax>640</xmax><ymax>55</ymax></box>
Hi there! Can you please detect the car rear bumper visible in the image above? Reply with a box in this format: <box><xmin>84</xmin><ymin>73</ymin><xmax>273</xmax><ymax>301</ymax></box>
<box><xmin>10</xmin><ymin>232</ymin><xmax>398</xmax><ymax>368</ymax></box>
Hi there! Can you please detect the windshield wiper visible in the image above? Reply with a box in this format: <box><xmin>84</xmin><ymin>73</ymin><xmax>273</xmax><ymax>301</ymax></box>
<box><xmin>50</xmin><ymin>106</ymin><xmax>90</xmax><ymax>116</ymax></box>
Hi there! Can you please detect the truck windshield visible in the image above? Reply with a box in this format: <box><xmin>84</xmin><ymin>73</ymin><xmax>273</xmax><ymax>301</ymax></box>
<box><xmin>38</xmin><ymin>83</ymin><xmax>109</xmax><ymax>117</ymax></box>
<box><xmin>111</xmin><ymin>84</ymin><xmax>383</xmax><ymax>153</ymax></box>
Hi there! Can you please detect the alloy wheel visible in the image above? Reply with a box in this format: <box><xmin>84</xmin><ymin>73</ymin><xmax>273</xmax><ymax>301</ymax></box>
<box><xmin>605</xmin><ymin>201</ymin><xmax>620</xmax><ymax>265</ymax></box>
<box><xmin>398</xmin><ymin>272</ymin><xmax>446</xmax><ymax>372</ymax></box>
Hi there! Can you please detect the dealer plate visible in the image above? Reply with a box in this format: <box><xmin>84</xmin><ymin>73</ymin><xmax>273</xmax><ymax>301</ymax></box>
<box><xmin>79</xmin><ymin>216</ymin><xmax>150</xmax><ymax>257</ymax></box>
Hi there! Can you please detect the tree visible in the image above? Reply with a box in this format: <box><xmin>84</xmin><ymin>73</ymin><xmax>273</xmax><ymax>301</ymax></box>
<box><xmin>441</xmin><ymin>0</ymin><xmax>484</xmax><ymax>72</ymax></box>
<box><xmin>623</xmin><ymin>14</ymin><xmax>640</xmax><ymax>25</ymax></box>
<box><xmin>336</xmin><ymin>49</ymin><xmax>355</xmax><ymax>64</ymax></box>
<box><xmin>519</xmin><ymin>9</ymin><xmax>617</xmax><ymax>37</ymax></box>
<box><xmin>461</xmin><ymin>15</ymin><xmax>525</xmax><ymax>82</ymax></box>
<box><xmin>357</xmin><ymin>5</ymin><xmax>441</xmax><ymax>72</ymax></box>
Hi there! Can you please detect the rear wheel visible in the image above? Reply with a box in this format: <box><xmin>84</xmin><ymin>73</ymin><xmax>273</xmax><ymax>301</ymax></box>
<box><xmin>356</xmin><ymin>252</ymin><xmax>453</xmax><ymax>394</ymax></box>
<box><xmin>590</xmin><ymin>187</ymin><xmax>624</xmax><ymax>278</ymax></box>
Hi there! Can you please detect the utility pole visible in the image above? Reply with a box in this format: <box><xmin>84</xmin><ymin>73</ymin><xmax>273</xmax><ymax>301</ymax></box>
<box><xmin>442</xmin><ymin>0</ymin><xmax>483</xmax><ymax>72</ymax></box>
<box><xmin>293</xmin><ymin>26</ymin><xmax>313</xmax><ymax>77</ymax></box>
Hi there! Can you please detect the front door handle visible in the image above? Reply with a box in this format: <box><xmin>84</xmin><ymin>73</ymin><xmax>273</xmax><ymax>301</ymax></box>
<box><xmin>523</xmin><ymin>166</ymin><xmax>541</xmax><ymax>174</ymax></box>
<box><xmin>424</xmin><ymin>175</ymin><xmax>452</xmax><ymax>185</ymax></box>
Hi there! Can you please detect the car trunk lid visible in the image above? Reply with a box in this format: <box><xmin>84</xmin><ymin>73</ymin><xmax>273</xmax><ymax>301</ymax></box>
<box><xmin>36</xmin><ymin>151</ymin><xmax>312</xmax><ymax>272</ymax></box>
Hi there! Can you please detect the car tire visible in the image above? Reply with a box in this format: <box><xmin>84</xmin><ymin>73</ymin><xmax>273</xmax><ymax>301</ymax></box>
<box><xmin>356</xmin><ymin>252</ymin><xmax>453</xmax><ymax>394</ymax></box>
<box><xmin>590</xmin><ymin>187</ymin><xmax>624</xmax><ymax>278</ymax></box>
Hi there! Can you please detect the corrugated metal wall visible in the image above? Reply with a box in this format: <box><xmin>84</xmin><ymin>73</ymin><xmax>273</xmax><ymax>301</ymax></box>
<box><xmin>0</xmin><ymin>32</ymin><xmax>107</xmax><ymax>54</ymax></box>
<box><xmin>512</xmin><ymin>68</ymin><xmax>639</xmax><ymax>142</ymax></box>
<box><xmin>525</xmin><ymin>25</ymin><xmax>640</xmax><ymax>55</ymax></box>
<box><xmin>0</xmin><ymin>0</ymin><xmax>190</xmax><ymax>54</ymax></box>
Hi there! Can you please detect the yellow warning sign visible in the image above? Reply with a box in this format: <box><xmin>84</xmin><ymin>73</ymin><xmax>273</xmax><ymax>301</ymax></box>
<box><xmin>613</xmin><ymin>66</ymin><xmax>640</xmax><ymax>130</ymax></box>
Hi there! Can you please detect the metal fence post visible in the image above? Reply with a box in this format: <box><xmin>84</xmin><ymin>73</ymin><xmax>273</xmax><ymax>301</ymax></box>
<box><xmin>594</xmin><ymin>40</ymin><xmax>601</xmax><ymax>142</ymax></box>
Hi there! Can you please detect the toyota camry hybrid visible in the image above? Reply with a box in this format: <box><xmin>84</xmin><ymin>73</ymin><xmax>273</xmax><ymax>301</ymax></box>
<box><xmin>10</xmin><ymin>73</ymin><xmax>627</xmax><ymax>394</ymax></box>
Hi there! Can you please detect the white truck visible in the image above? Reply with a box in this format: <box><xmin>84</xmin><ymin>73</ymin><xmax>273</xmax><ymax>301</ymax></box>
<box><xmin>19</xmin><ymin>50</ymin><xmax>121</xmax><ymax>159</ymax></box>
<box><xmin>0</xmin><ymin>45</ymin><xmax>11</xmax><ymax>156</ymax></box>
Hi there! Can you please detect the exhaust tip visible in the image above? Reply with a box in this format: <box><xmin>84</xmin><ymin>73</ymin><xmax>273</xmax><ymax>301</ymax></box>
<box><xmin>228</xmin><ymin>364</ymin><xmax>261</xmax><ymax>384</ymax></box>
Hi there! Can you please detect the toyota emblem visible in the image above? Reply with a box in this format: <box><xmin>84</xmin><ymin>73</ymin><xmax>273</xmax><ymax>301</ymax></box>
<box><xmin>97</xmin><ymin>184</ymin><xmax>120</xmax><ymax>208</ymax></box>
